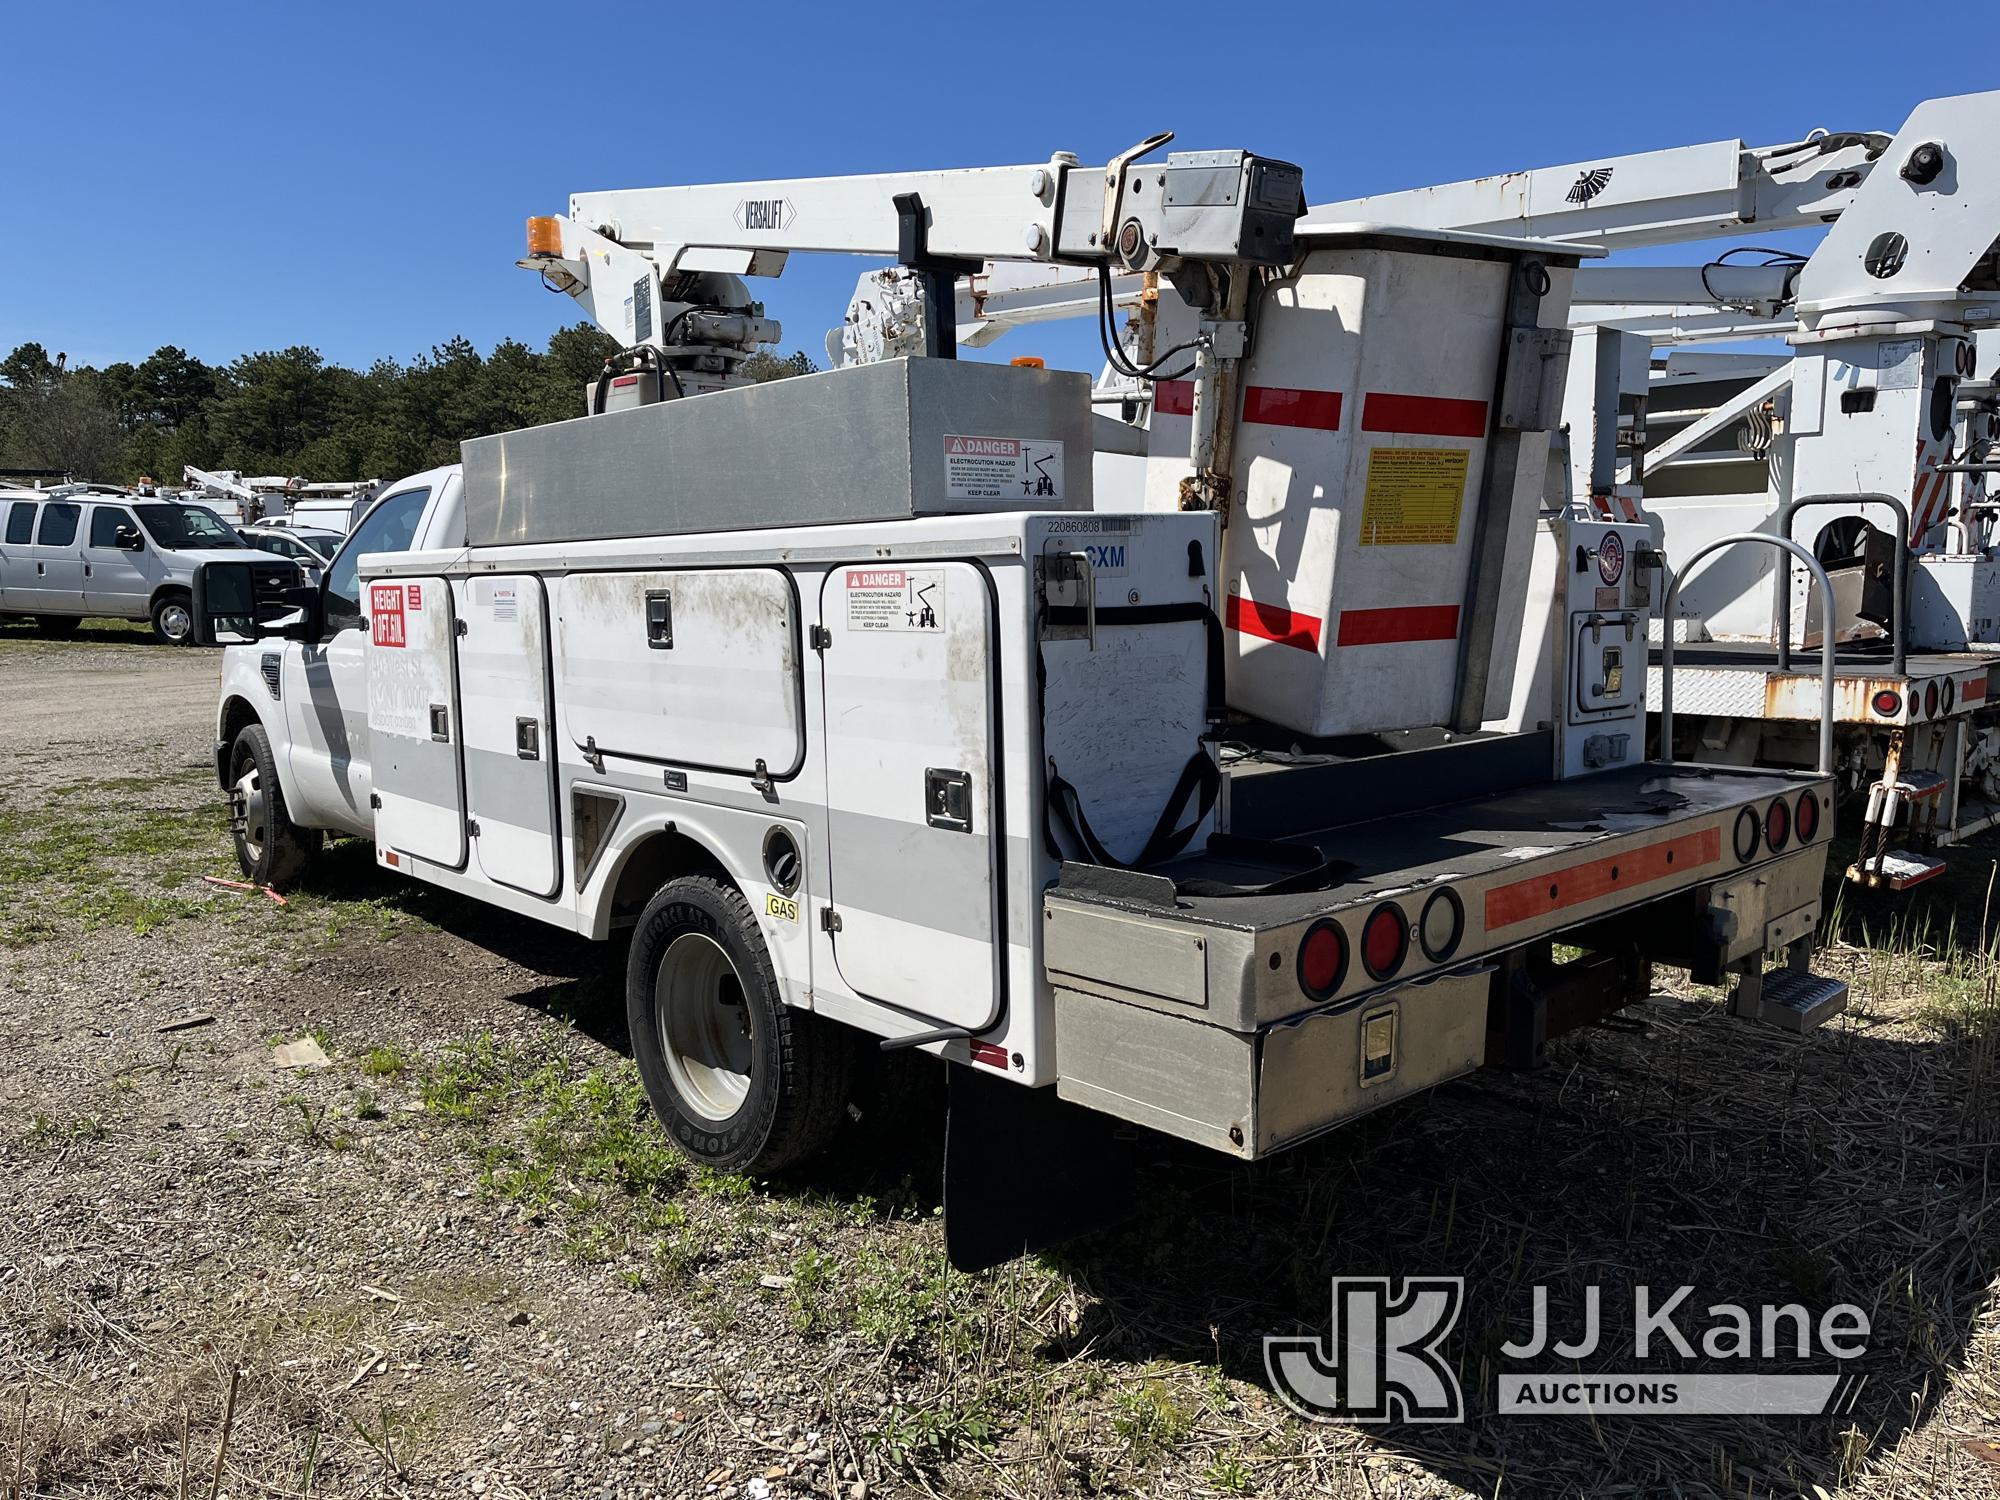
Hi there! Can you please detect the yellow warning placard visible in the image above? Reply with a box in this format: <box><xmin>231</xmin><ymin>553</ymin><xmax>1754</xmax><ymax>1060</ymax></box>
<box><xmin>1359</xmin><ymin>448</ymin><xmax>1470</xmax><ymax>546</ymax></box>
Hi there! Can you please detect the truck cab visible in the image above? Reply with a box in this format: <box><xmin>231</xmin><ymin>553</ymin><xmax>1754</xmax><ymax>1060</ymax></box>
<box><xmin>213</xmin><ymin>465</ymin><xmax>464</xmax><ymax>858</ymax></box>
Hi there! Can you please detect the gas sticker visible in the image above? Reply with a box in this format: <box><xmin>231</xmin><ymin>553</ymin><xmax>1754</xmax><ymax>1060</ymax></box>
<box><xmin>1358</xmin><ymin>448</ymin><xmax>1470</xmax><ymax>546</ymax></box>
<box><xmin>845</xmin><ymin>569</ymin><xmax>944</xmax><ymax>632</ymax></box>
<box><xmin>764</xmin><ymin>891</ymin><xmax>799</xmax><ymax>923</ymax></box>
<box><xmin>369</xmin><ymin>584</ymin><xmax>406</xmax><ymax>647</ymax></box>
<box><xmin>943</xmin><ymin>434</ymin><xmax>1065</xmax><ymax>501</ymax></box>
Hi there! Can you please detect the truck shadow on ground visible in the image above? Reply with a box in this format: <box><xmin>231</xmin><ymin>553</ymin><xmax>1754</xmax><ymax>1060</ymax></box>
<box><xmin>1047</xmin><ymin>994</ymin><xmax>2000</xmax><ymax>1497</ymax></box>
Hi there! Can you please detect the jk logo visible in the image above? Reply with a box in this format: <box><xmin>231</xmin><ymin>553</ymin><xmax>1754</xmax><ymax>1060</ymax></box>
<box><xmin>1265</xmin><ymin>1277</ymin><xmax>1465</xmax><ymax>1423</ymax></box>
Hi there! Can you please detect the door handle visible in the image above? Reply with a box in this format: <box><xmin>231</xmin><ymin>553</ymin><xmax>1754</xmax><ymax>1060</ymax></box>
<box><xmin>36</xmin><ymin>562</ymin><xmax>44</xmax><ymax>576</ymax></box>
<box><xmin>925</xmin><ymin>768</ymin><xmax>973</xmax><ymax>832</ymax></box>
<box><xmin>83</xmin><ymin>564</ymin><xmax>91</xmax><ymax>577</ymax></box>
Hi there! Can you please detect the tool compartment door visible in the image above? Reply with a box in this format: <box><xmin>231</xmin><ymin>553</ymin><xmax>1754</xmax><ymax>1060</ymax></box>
<box><xmin>554</xmin><ymin>569</ymin><xmax>803</xmax><ymax>776</ymax></box>
<box><xmin>365</xmin><ymin>576</ymin><xmax>466</xmax><ymax>868</ymax></box>
<box><xmin>459</xmin><ymin>574</ymin><xmax>560</xmax><ymax>897</ymax></box>
<box><xmin>820</xmin><ymin>563</ymin><xmax>999</xmax><ymax>1028</ymax></box>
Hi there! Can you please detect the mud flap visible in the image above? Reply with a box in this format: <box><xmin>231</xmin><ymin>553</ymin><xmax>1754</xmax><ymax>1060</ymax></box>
<box><xmin>943</xmin><ymin>1064</ymin><xmax>1136</xmax><ymax>1272</ymax></box>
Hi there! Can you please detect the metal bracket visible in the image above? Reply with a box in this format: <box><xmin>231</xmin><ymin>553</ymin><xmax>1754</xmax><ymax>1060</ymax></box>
<box><xmin>820</xmin><ymin>907</ymin><xmax>843</xmax><ymax>933</ymax></box>
<box><xmin>809</xmin><ymin>623</ymin><xmax>832</xmax><ymax>651</ymax></box>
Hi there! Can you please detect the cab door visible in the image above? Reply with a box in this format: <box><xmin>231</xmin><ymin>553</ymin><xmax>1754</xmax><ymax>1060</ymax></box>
<box><xmin>818</xmin><ymin>562</ymin><xmax>1000</xmax><ymax>1029</ymax></box>
<box><xmin>82</xmin><ymin>503</ymin><xmax>151</xmax><ymax>615</ymax></box>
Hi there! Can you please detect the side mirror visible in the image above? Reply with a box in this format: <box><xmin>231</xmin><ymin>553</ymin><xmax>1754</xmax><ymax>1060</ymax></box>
<box><xmin>192</xmin><ymin>559</ymin><xmax>319</xmax><ymax>646</ymax></box>
<box><xmin>114</xmin><ymin>524</ymin><xmax>144</xmax><ymax>551</ymax></box>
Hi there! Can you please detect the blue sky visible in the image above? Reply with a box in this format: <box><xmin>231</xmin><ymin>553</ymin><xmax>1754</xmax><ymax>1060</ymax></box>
<box><xmin>3</xmin><ymin>1</ymin><xmax>1989</xmax><ymax>377</ymax></box>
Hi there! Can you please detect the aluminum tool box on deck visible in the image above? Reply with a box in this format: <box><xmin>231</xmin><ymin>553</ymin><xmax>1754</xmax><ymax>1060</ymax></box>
<box><xmin>1043</xmin><ymin>741</ymin><xmax>1836</xmax><ymax>1157</ymax></box>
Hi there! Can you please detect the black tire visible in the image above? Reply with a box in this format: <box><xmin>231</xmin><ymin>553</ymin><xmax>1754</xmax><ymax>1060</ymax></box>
<box><xmin>627</xmin><ymin>874</ymin><xmax>854</xmax><ymax>1173</ymax></box>
<box><xmin>32</xmin><ymin>615</ymin><xmax>81</xmax><ymax>637</ymax></box>
<box><xmin>151</xmin><ymin>590</ymin><xmax>194</xmax><ymax>645</ymax></box>
<box><xmin>226</xmin><ymin>723</ymin><xmax>319</xmax><ymax>889</ymax></box>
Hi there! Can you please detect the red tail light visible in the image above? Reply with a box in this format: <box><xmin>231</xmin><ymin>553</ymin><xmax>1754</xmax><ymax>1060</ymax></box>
<box><xmin>1297</xmin><ymin>920</ymin><xmax>1347</xmax><ymax>1000</ymax></box>
<box><xmin>1925</xmin><ymin>681</ymin><xmax>1940</xmax><ymax>719</ymax></box>
<box><xmin>1795</xmin><ymin>790</ymin><xmax>1821</xmax><ymax>843</ymax></box>
<box><xmin>1360</xmin><ymin>903</ymin><xmax>1409</xmax><ymax>980</ymax></box>
<box><xmin>1871</xmin><ymin>689</ymin><xmax>1902</xmax><ymax>717</ymax></box>
<box><xmin>1765</xmin><ymin>797</ymin><xmax>1791</xmax><ymax>853</ymax></box>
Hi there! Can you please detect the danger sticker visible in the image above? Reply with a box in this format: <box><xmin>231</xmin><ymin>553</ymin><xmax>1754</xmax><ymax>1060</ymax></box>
<box><xmin>943</xmin><ymin>434</ymin><xmax>1064</xmax><ymax>501</ymax></box>
<box><xmin>407</xmin><ymin>583</ymin><xmax>423</xmax><ymax>611</ymax></box>
<box><xmin>370</xmin><ymin>584</ymin><xmax>406</xmax><ymax>647</ymax></box>
<box><xmin>1359</xmin><ymin>448</ymin><xmax>1471</xmax><ymax>546</ymax></box>
<box><xmin>845</xmin><ymin>568</ymin><xmax>944</xmax><ymax>632</ymax></box>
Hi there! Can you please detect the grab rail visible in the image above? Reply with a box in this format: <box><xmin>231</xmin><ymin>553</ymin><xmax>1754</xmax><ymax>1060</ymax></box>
<box><xmin>1663</xmin><ymin>532</ymin><xmax>1835</xmax><ymax>775</ymax></box>
<box><xmin>1772</xmin><ymin>492</ymin><xmax>1909</xmax><ymax>678</ymax></box>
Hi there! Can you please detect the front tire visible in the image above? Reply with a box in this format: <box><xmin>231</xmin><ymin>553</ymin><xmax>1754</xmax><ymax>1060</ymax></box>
<box><xmin>627</xmin><ymin>875</ymin><xmax>854</xmax><ymax>1173</ymax></box>
<box><xmin>151</xmin><ymin>591</ymin><xmax>194</xmax><ymax>645</ymax></box>
<box><xmin>227</xmin><ymin>723</ymin><xmax>319</xmax><ymax>889</ymax></box>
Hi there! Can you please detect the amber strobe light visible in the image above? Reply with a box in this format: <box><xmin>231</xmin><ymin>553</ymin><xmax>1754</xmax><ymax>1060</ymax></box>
<box><xmin>1361</xmin><ymin>904</ymin><xmax>1409</xmax><ymax>981</ymax></box>
<box><xmin>526</xmin><ymin>215</ymin><xmax>564</xmax><ymax>256</ymax></box>
<box><xmin>1297</xmin><ymin>920</ymin><xmax>1347</xmax><ymax>1000</ymax></box>
<box><xmin>1796</xmin><ymin>789</ymin><xmax>1821</xmax><ymax>843</ymax></box>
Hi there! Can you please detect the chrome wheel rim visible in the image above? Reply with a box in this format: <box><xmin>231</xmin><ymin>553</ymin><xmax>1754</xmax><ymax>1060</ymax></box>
<box><xmin>159</xmin><ymin>602</ymin><xmax>192</xmax><ymax>641</ymax></box>
<box><xmin>655</xmin><ymin>932</ymin><xmax>753</xmax><ymax>1122</ymax></box>
<box><xmin>232</xmin><ymin>767</ymin><xmax>267</xmax><ymax>863</ymax></box>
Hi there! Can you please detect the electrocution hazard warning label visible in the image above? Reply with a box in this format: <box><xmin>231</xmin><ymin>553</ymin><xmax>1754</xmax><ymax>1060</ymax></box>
<box><xmin>845</xmin><ymin>569</ymin><xmax>944</xmax><ymax>632</ymax></box>
<box><xmin>943</xmin><ymin>434</ymin><xmax>1064</xmax><ymax>501</ymax></box>
<box><xmin>1359</xmin><ymin>447</ymin><xmax>1470</xmax><ymax>545</ymax></box>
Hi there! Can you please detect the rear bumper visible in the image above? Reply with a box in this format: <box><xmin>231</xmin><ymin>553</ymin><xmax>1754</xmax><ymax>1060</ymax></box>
<box><xmin>1044</xmin><ymin>761</ymin><xmax>1834</xmax><ymax>1156</ymax></box>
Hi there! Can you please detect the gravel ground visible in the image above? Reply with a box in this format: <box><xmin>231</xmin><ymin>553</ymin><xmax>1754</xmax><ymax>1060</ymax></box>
<box><xmin>2</xmin><ymin>619</ymin><xmax>1997</xmax><ymax>1500</ymax></box>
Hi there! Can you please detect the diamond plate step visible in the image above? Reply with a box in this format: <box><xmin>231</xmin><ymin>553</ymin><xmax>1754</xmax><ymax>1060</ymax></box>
<box><xmin>1755</xmin><ymin>969</ymin><xmax>1850</xmax><ymax>1033</ymax></box>
<box><xmin>1846</xmin><ymin>849</ymin><xmax>1947</xmax><ymax>890</ymax></box>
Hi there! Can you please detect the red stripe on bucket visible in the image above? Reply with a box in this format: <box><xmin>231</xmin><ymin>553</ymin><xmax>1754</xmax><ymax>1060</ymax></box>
<box><xmin>1361</xmin><ymin>393</ymin><xmax>1489</xmax><ymax>438</ymax></box>
<box><xmin>1243</xmin><ymin>386</ymin><xmax>1344</xmax><ymax>431</ymax></box>
<box><xmin>1335</xmin><ymin>604</ymin><xmax>1461</xmax><ymax>647</ymax></box>
<box><xmin>1225</xmin><ymin>594</ymin><xmax>1322</xmax><ymax>652</ymax></box>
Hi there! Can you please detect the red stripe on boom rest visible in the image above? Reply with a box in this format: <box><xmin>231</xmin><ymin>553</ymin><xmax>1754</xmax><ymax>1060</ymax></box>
<box><xmin>1335</xmin><ymin>604</ymin><xmax>1460</xmax><ymax>647</ymax></box>
<box><xmin>1485</xmin><ymin>828</ymin><xmax>1720</xmax><ymax>931</ymax></box>
<box><xmin>1243</xmin><ymin>385</ymin><xmax>1343</xmax><ymax>430</ymax></box>
<box><xmin>1154</xmin><ymin>379</ymin><xmax>1195</xmax><ymax>416</ymax></box>
<box><xmin>1362</xmin><ymin>392</ymin><xmax>1489</xmax><ymax>438</ymax></box>
<box><xmin>1225</xmin><ymin>594</ymin><xmax>1322</xmax><ymax>651</ymax></box>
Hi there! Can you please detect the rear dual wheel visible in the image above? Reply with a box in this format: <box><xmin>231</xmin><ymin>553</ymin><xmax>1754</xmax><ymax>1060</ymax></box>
<box><xmin>626</xmin><ymin>875</ymin><xmax>853</xmax><ymax>1173</ymax></box>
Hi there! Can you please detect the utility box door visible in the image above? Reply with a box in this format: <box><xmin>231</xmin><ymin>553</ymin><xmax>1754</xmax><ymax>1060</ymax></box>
<box><xmin>554</xmin><ymin>569</ymin><xmax>802</xmax><ymax>776</ymax></box>
<box><xmin>820</xmin><ymin>562</ymin><xmax>998</xmax><ymax>1029</ymax></box>
<box><xmin>459</xmin><ymin>574</ymin><xmax>560</xmax><ymax>897</ymax></box>
<box><xmin>365</xmin><ymin>576</ymin><xmax>466</xmax><ymax>869</ymax></box>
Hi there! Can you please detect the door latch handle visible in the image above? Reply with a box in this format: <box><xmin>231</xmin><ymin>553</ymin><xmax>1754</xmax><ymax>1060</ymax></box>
<box><xmin>925</xmin><ymin>768</ymin><xmax>973</xmax><ymax>832</ymax></box>
<box><xmin>429</xmin><ymin>704</ymin><xmax>450</xmax><ymax>742</ymax></box>
<box><xmin>515</xmin><ymin>717</ymin><xmax>540</xmax><ymax>760</ymax></box>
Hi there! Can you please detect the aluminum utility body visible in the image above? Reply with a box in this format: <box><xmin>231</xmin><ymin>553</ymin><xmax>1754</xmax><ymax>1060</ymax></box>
<box><xmin>201</xmin><ymin>137</ymin><xmax>1843</xmax><ymax>1268</ymax></box>
<box><xmin>0</xmin><ymin>486</ymin><xmax>295</xmax><ymax>643</ymax></box>
<box><xmin>1316</xmin><ymin>90</ymin><xmax>2000</xmax><ymax>890</ymax></box>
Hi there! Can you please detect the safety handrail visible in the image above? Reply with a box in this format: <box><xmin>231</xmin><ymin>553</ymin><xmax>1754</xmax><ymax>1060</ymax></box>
<box><xmin>1663</xmin><ymin>532</ymin><xmax>1835</xmax><ymax>775</ymax></box>
<box><xmin>1773</xmin><ymin>492</ymin><xmax>1909</xmax><ymax>677</ymax></box>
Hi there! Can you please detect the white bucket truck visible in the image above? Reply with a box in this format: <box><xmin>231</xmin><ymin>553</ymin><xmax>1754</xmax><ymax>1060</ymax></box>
<box><xmin>197</xmin><ymin>138</ymin><xmax>1845</xmax><ymax>1267</ymax></box>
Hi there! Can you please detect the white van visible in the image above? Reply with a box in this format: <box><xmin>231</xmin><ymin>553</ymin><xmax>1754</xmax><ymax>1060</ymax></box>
<box><xmin>0</xmin><ymin>490</ymin><xmax>295</xmax><ymax>643</ymax></box>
